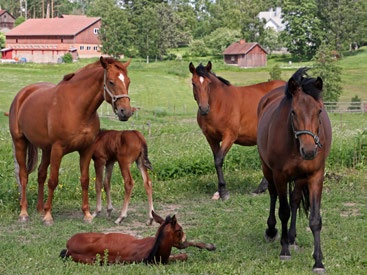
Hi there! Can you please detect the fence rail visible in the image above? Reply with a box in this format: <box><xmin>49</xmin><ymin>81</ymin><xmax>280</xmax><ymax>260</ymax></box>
<box><xmin>324</xmin><ymin>102</ymin><xmax>367</xmax><ymax>113</ymax></box>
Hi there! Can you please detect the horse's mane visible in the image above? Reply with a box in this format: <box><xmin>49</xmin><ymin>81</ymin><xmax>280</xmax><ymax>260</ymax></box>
<box><xmin>61</xmin><ymin>57</ymin><xmax>123</xmax><ymax>82</ymax></box>
<box><xmin>285</xmin><ymin>67</ymin><xmax>322</xmax><ymax>100</ymax></box>
<box><xmin>196</xmin><ymin>64</ymin><xmax>231</xmax><ymax>86</ymax></box>
<box><xmin>143</xmin><ymin>215</ymin><xmax>173</xmax><ymax>264</ymax></box>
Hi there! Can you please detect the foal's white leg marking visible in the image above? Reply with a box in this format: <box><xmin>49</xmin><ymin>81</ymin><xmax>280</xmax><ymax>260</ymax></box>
<box><xmin>199</xmin><ymin>76</ymin><xmax>204</xmax><ymax>84</ymax></box>
<box><xmin>118</xmin><ymin>73</ymin><xmax>126</xmax><ymax>87</ymax></box>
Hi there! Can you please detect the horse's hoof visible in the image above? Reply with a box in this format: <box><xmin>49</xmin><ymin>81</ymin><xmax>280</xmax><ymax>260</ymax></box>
<box><xmin>312</xmin><ymin>267</ymin><xmax>326</xmax><ymax>274</ymax></box>
<box><xmin>264</xmin><ymin>230</ymin><xmax>278</xmax><ymax>242</ymax></box>
<box><xmin>107</xmin><ymin>208</ymin><xmax>113</xmax><ymax>218</ymax></box>
<box><xmin>219</xmin><ymin>190</ymin><xmax>230</xmax><ymax>200</ymax></box>
<box><xmin>114</xmin><ymin>217</ymin><xmax>124</xmax><ymax>224</ymax></box>
<box><xmin>279</xmin><ymin>255</ymin><xmax>291</xmax><ymax>261</ymax></box>
<box><xmin>211</xmin><ymin>192</ymin><xmax>220</xmax><ymax>200</ymax></box>
<box><xmin>43</xmin><ymin>219</ymin><xmax>54</xmax><ymax>226</ymax></box>
<box><xmin>146</xmin><ymin>218</ymin><xmax>153</xmax><ymax>226</ymax></box>
<box><xmin>18</xmin><ymin>215</ymin><xmax>30</xmax><ymax>223</ymax></box>
<box><xmin>205</xmin><ymin>243</ymin><xmax>216</xmax><ymax>251</ymax></box>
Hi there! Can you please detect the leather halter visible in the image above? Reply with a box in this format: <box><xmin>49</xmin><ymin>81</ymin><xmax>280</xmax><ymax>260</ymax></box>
<box><xmin>291</xmin><ymin>112</ymin><xmax>322</xmax><ymax>148</ymax></box>
<box><xmin>103</xmin><ymin>70</ymin><xmax>130</xmax><ymax>113</ymax></box>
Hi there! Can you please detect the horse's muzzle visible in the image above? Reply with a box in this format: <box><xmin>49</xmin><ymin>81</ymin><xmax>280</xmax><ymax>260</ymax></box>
<box><xmin>300</xmin><ymin>146</ymin><xmax>317</xmax><ymax>160</ymax></box>
<box><xmin>199</xmin><ymin>105</ymin><xmax>210</xmax><ymax>116</ymax></box>
<box><xmin>116</xmin><ymin>108</ymin><xmax>132</xmax><ymax>121</ymax></box>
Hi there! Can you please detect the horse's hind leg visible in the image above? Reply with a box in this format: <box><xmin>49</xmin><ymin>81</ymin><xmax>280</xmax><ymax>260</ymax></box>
<box><xmin>36</xmin><ymin>149</ymin><xmax>50</xmax><ymax>214</ymax></box>
<box><xmin>103</xmin><ymin>162</ymin><xmax>115</xmax><ymax>217</ymax></box>
<box><xmin>138</xmin><ymin>162</ymin><xmax>154</xmax><ymax>225</ymax></box>
<box><xmin>265</xmin><ymin>179</ymin><xmax>278</xmax><ymax>241</ymax></box>
<box><xmin>276</xmin><ymin>181</ymin><xmax>291</xmax><ymax>260</ymax></box>
<box><xmin>115</xmin><ymin>161</ymin><xmax>133</xmax><ymax>224</ymax></box>
<box><xmin>13</xmin><ymin>139</ymin><xmax>30</xmax><ymax>222</ymax></box>
<box><xmin>288</xmin><ymin>180</ymin><xmax>305</xmax><ymax>246</ymax></box>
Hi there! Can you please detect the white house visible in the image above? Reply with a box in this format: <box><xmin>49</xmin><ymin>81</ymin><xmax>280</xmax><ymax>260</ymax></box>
<box><xmin>257</xmin><ymin>7</ymin><xmax>285</xmax><ymax>32</ymax></box>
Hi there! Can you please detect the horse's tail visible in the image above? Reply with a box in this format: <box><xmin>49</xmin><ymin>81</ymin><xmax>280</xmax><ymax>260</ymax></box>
<box><xmin>289</xmin><ymin>182</ymin><xmax>310</xmax><ymax>217</ymax></box>
<box><xmin>26</xmin><ymin>141</ymin><xmax>38</xmax><ymax>174</ymax></box>
<box><xmin>134</xmin><ymin>132</ymin><xmax>152</xmax><ymax>171</ymax></box>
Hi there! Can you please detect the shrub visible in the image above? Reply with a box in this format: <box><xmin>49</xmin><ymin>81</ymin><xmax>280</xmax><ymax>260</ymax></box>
<box><xmin>62</xmin><ymin>53</ymin><xmax>73</xmax><ymax>63</ymax></box>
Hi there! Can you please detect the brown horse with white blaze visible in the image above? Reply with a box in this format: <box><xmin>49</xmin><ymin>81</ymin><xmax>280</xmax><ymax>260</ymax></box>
<box><xmin>189</xmin><ymin>61</ymin><xmax>286</xmax><ymax>200</ymax></box>
<box><xmin>257</xmin><ymin>67</ymin><xmax>332</xmax><ymax>273</ymax></box>
<box><xmin>9</xmin><ymin>57</ymin><xmax>133</xmax><ymax>225</ymax></box>
<box><xmin>60</xmin><ymin>211</ymin><xmax>216</xmax><ymax>264</ymax></box>
<box><xmin>91</xmin><ymin>129</ymin><xmax>154</xmax><ymax>225</ymax></box>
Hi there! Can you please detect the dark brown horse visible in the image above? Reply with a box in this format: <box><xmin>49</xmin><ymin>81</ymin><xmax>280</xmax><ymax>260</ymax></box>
<box><xmin>60</xmin><ymin>211</ymin><xmax>216</xmax><ymax>264</ymax></box>
<box><xmin>9</xmin><ymin>57</ymin><xmax>133</xmax><ymax>225</ymax></box>
<box><xmin>91</xmin><ymin>129</ymin><xmax>154</xmax><ymax>225</ymax></box>
<box><xmin>257</xmin><ymin>68</ymin><xmax>332</xmax><ymax>273</ymax></box>
<box><xmin>189</xmin><ymin>61</ymin><xmax>286</xmax><ymax>200</ymax></box>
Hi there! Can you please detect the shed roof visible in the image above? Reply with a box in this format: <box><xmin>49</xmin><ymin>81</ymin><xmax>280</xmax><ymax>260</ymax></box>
<box><xmin>0</xmin><ymin>9</ymin><xmax>15</xmax><ymax>19</ymax></box>
<box><xmin>223</xmin><ymin>40</ymin><xmax>267</xmax><ymax>55</ymax></box>
<box><xmin>6</xmin><ymin>15</ymin><xmax>100</xmax><ymax>36</ymax></box>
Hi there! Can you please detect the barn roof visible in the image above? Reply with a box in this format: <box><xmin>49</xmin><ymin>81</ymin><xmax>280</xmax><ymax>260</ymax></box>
<box><xmin>223</xmin><ymin>40</ymin><xmax>267</xmax><ymax>55</ymax></box>
<box><xmin>6</xmin><ymin>15</ymin><xmax>100</xmax><ymax>36</ymax></box>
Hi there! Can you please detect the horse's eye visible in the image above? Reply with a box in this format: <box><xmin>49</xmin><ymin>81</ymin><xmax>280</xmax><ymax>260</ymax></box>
<box><xmin>109</xmin><ymin>81</ymin><xmax>115</xmax><ymax>86</ymax></box>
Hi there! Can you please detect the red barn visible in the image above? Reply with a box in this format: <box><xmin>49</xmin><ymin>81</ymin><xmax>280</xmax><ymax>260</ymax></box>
<box><xmin>5</xmin><ymin>15</ymin><xmax>101</xmax><ymax>63</ymax></box>
<box><xmin>223</xmin><ymin>40</ymin><xmax>267</xmax><ymax>68</ymax></box>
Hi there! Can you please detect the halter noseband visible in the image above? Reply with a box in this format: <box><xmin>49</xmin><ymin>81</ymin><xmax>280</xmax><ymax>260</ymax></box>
<box><xmin>291</xmin><ymin>113</ymin><xmax>322</xmax><ymax>148</ymax></box>
<box><xmin>103</xmin><ymin>70</ymin><xmax>130</xmax><ymax>113</ymax></box>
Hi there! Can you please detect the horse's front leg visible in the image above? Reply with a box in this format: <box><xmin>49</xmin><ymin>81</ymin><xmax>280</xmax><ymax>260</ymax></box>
<box><xmin>79</xmin><ymin>149</ymin><xmax>94</xmax><ymax>223</ymax></box>
<box><xmin>208</xmin><ymin>137</ymin><xmax>233</xmax><ymax>200</ymax></box>
<box><xmin>92</xmin><ymin>159</ymin><xmax>105</xmax><ymax>218</ymax></box>
<box><xmin>36</xmin><ymin>149</ymin><xmax>51</xmax><ymax>214</ymax></box>
<box><xmin>277</xmin><ymin>184</ymin><xmax>291</xmax><ymax>260</ymax></box>
<box><xmin>265</xmin><ymin>176</ymin><xmax>278</xmax><ymax>241</ymax></box>
<box><xmin>308</xmin><ymin>174</ymin><xmax>325</xmax><ymax>273</ymax></box>
<box><xmin>43</xmin><ymin>145</ymin><xmax>63</xmax><ymax>225</ymax></box>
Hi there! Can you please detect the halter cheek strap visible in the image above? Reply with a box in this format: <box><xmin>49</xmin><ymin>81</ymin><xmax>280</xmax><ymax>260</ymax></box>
<box><xmin>291</xmin><ymin>113</ymin><xmax>322</xmax><ymax>148</ymax></box>
<box><xmin>103</xmin><ymin>70</ymin><xmax>130</xmax><ymax>113</ymax></box>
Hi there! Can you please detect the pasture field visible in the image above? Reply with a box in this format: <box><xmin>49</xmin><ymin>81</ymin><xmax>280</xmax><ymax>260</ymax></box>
<box><xmin>0</xmin><ymin>50</ymin><xmax>366</xmax><ymax>274</ymax></box>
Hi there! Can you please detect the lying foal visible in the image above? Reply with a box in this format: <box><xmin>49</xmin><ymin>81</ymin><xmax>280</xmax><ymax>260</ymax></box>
<box><xmin>91</xmin><ymin>129</ymin><xmax>154</xmax><ymax>225</ymax></box>
<box><xmin>60</xmin><ymin>211</ymin><xmax>216</xmax><ymax>264</ymax></box>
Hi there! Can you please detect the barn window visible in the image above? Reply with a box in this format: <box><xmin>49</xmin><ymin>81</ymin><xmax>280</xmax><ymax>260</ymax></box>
<box><xmin>231</xmin><ymin>56</ymin><xmax>235</xmax><ymax>61</ymax></box>
<box><xmin>87</xmin><ymin>46</ymin><xmax>91</xmax><ymax>50</ymax></box>
<box><xmin>93</xmin><ymin>46</ymin><xmax>98</xmax><ymax>51</ymax></box>
<box><xmin>80</xmin><ymin>46</ymin><xmax>85</xmax><ymax>50</ymax></box>
<box><xmin>94</xmin><ymin>28</ymin><xmax>99</xmax><ymax>34</ymax></box>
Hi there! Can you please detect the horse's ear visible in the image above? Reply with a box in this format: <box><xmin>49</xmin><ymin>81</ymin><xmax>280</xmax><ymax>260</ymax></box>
<box><xmin>315</xmin><ymin>77</ymin><xmax>323</xmax><ymax>90</ymax></box>
<box><xmin>100</xmin><ymin>56</ymin><xmax>107</xmax><ymax>69</ymax></box>
<box><xmin>124</xmin><ymin>58</ymin><xmax>132</xmax><ymax>68</ymax></box>
<box><xmin>152</xmin><ymin>211</ymin><xmax>164</xmax><ymax>224</ymax></box>
<box><xmin>206</xmin><ymin>61</ymin><xmax>212</xmax><ymax>72</ymax></box>
<box><xmin>189</xmin><ymin>62</ymin><xmax>195</xmax><ymax>74</ymax></box>
<box><xmin>63</xmin><ymin>73</ymin><xmax>75</xmax><ymax>81</ymax></box>
<box><xmin>171</xmin><ymin>215</ymin><xmax>177</xmax><ymax>226</ymax></box>
<box><xmin>287</xmin><ymin>77</ymin><xmax>300</xmax><ymax>96</ymax></box>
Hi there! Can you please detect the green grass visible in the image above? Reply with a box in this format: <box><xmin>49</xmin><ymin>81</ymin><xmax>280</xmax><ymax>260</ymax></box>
<box><xmin>0</xmin><ymin>51</ymin><xmax>366</xmax><ymax>274</ymax></box>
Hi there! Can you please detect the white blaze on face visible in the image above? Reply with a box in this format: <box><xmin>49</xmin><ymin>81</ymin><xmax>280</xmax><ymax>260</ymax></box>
<box><xmin>199</xmin><ymin>76</ymin><xmax>204</xmax><ymax>84</ymax></box>
<box><xmin>119</xmin><ymin>73</ymin><xmax>126</xmax><ymax>87</ymax></box>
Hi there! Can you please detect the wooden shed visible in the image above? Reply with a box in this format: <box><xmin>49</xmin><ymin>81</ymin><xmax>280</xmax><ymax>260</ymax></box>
<box><xmin>223</xmin><ymin>40</ymin><xmax>267</xmax><ymax>67</ymax></box>
<box><xmin>0</xmin><ymin>9</ymin><xmax>15</xmax><ymax>33</ymax></box>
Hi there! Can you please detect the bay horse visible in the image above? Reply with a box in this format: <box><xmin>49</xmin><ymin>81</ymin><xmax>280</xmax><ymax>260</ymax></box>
<box><xmin>91</xmin><ymin>129</ymin><xmax>154</xmax><ymax>225</ymax></box>
<box><xmin>189</xmin><ymin>61</ymin><xmax>286</xmax><ymax>200</ymax></box>
<box><xmin>257</xmin><ymin>68</ymin><xmax>332</xmax><ymax>273</ymax></box>
<box><xmin>8</xmin><ymin>57</ymin><xmax>133</xmax><ymax>225</ymax></box>
<box><xmin>60</xmin><ymin>211</ymin><xmax>216</xmax><ymax>264</ymax></box>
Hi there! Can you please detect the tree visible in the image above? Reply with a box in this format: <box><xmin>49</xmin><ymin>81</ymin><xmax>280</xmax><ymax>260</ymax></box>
<box><xmin>0</xmin><ymin>32</ymin><xmax>5</xmax><ymax>49</ymax></box>
<box><xmin>316</xmin><ymin>0</ymin><xmax>367</xmax><ymax>52</ymax></box>
<box><xmin>88</xmin><ymin>0</ymin><xmax>135</xmax><ymax>58</ymax></box>
<box><xmin>203</xmin><ymin>27</ymin><xmax>241</xmax><ymax>56</ymax></box>
<box><xmin>311</xmin><ymin>42</ymin><xmax>343</xmax><ymax>102</ymax></box>
<box><xmin>281</xmin><ymin>0</ymin><xmax>323</xmax><ymax>61</ymax></box>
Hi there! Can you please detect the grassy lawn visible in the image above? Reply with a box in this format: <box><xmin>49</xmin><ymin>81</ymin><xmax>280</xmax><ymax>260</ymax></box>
<box><xmin>0</xmin><ymin>49</ymin><xmax>366</xmax><ymax>274</ymax></box>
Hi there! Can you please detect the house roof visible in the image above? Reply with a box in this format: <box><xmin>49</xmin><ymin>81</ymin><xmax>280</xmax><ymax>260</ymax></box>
<box><xmin>223</xmin><ymin>40</ymin><xmax>267</xmax><ymax>55</ymax></box>
<box><xmin>0</xmin><ymin>9</ymin><xmax>15</xmax><ymax>19</ymax></box>
<box><xmin>6</xmin><ymin>15</ymin><xmax>101</xmax><ymax>37</ymax></box>
<box><xmin>257</xmin><ymin>7</ymin><xmax>285</xmax><ymax>31</ymax></box>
